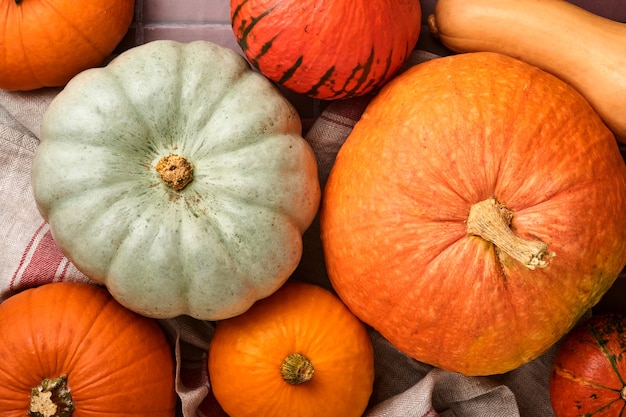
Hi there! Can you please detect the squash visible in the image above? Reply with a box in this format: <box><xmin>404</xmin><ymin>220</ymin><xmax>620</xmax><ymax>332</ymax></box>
<box><xmin>320</xmin><ymin>51</ymin><xmax>626</xmax><ymax>376</ymax></box>
<box><xmin>0</xmin><ymin>0</ymin><xmax>134</xmax><ymax>91</ymax></box>
<box><xmin>31</xmin><ymin>40</ymin><xmax>321</xmax><ymax>321</ymax></box>
<box><xmin>208</xmin><ymin>281</ymin><xmax>375</xmax><ymax>417</ymax></box>
<box><xmin>549</xmin><ymin>313</ymin><xmax>626</xmax><ymax>416</ymax></box>
<box><xmin>230</xmin><ymin>0</ymin><xmax>421</xmax><ymax>100</ymax></box>
<box><xmin>0</xmin><ymin>282</ymin><xmax>176</xmax><ymax>417</ymax></box>
<box><xmin>427</xmin><ymin>0</ymin><xmax>626</xmax><ymax>143</ymax></box>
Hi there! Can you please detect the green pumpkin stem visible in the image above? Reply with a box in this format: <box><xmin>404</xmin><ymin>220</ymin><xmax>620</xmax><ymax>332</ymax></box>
<box><xmin>155</xmin><ymin>153</ymin><xmax>193</xmax><ymax>191</ymax></box>
<box><xmin>29</xmin><ymin>375</ymin><xmax>74</xmax><ymax>417</ymax></box>
<box><xmin>466</xmin><ymin>197</ymin><xmax>555</xmax><ymax>270</ymax></box>
<box><xmin>280</xmin><ymin>353</ymin><xmax>315</xmax><ymax>385</ymax></box>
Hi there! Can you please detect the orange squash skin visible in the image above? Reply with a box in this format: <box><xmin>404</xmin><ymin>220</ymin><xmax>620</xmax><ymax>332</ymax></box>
<box><xmin>230</xmin><ymin>0</ymin><xmax>421</xmax><ymax>99</ymax></box>
<box><xmin>208</xmin><ymin>281</ymin><xmax>375</xmax><ymax>417</ymax></box>
<box><xmin>0</xmin><ymin>0</ymin><xmax>135</xmax><ymax>90</ymax></box>
<box><xmin>427</xmin><ymin>0</ymin><xmax>626</xmax><ymax>143</ymax></box>
<box><xmin>0</xmin><ymin>282</ymin><xmax>177</xmax><ymax>416</ymax></box>
<box><xmin>320</xmin><ymin>52</ymin><xmax>626</xmax><ymax>376</ymax></box>
<box><xmin>550</xmin><ymin>314</ymin><xmax>626</xmax><ymax>416</ymax></box>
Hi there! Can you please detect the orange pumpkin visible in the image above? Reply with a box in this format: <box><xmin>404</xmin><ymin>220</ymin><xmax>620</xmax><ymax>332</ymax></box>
<box><xmin>207</xmin><ymin>281</ymin><xmax>375</xmax><ymax>417</ymax></box>
<box><xmin>0</xmin><ymin>0</ymin><xmax>135</xmax><ymax>91</ymax></box>
<box><xmin>320</xmin><ymin>52</ymin><xmax>626</xmax><ymax>376</ymax></box>
<box><xmin>550</xmin><ymin>313</ymin><xmax>626</xmax><ymax>417</ymax></box>
<box><xmin>0</xmin><ymin>282</ymin><xmax>177</xmax><ymax>416</ymax></box>
<box><xmin>230</xmin><ymin>0</ymin><xmax>421</xmax><ymax>99</ymax></box>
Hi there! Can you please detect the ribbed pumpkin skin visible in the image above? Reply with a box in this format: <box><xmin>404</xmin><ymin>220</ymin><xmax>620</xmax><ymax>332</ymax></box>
<box><xmin>320</xmin><ymin>52</ymin><xmax>626</xmax><ymax>376</ymax></box>
<box><xmin>31</xmin><ymin>40</ymin><xmax>321</xmax><ymax>321</ymax></box>
<box><xmin>550</xmin><ymin>314</ymin><xmax>626</xmax><ymax>417</ymax></box>
<box><xmin>230</xmin><ymin>0</ymin><xmax>421</xmax><ymax>99</ymax></box>
<box><xmin>208</xmin><ymin>282</ymin><xmax>375</xmax><ymax>417</ymax></box>
<box><xmin>0</xmin><ymin>282</ymin><xmax>176</xmax><ymax>416</ymax></box>
<box><xmin>0</xmin><ymin>0</ymin><xmax>134</xmax><ymax>91</ymax></box>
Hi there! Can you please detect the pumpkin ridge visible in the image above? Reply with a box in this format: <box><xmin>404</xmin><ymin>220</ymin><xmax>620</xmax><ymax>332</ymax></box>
<box><xmin>61</xmin><ymin>295</ymin><xmax>121</xmax><ymax>370</ymax></box>
<box><xmin>278</xmin><ymin>55</ymin><xmax>305</xmax><ymax>85</ymax></box>
<box><xmin>589</xmin><ymin>318</ymin><xmax>626</xmax><ymax>387</ymax></box>
<box><xmin>587</xmin><ymin>399</ymin><xmax>626</xmax><ymax>416</ymax></box>
<box><xmin>179</xmin><ymin>67</ymin><xmax>284</xmax><ymax>159</ymax></box>
<box><xmin>234</xmin><ymin>6</ymin><xmax>276</xmax><ymax>54</ymax></box>
<box><xmin>304</xmin><ymin>65</ymin><xmax>336</xmax><ymax>98</ymax></box>
<box><xmin>67</xmin><ymin>294</ymin><xmax>175</xmax><ymax>389</ymax></box>
<box><xmin>332</xmin><ymin>47</ymin><xmax>377</xmax><ymax>99</ymax></box>
<box><xmin>250</xmin><ymin>34</ymin><xmax>278</xmax><ymax>69</ymax></box>
<box><xmin>552</xmin><ymin>366</ymin><xmax>623</xmax><ymax>394</ymax></box>
<box><xmin>12</xmin><ymin>18</ymin><xmax>42</xmax><ymax>88</ymax></box>
<box><xmin>230</xmin><ymin>0</ymin><xmax>247</xmax><ymax>21</ymax></box>
<box><xmin>372</xmin><ymin>46</ymin><xmax>398</xmax><ymax>95</ymax></box>
<box><xmin>56</xmin><ymin>177</ymin><xmax>166</xmax><ymax>247</ymax></box>
<box><xmin>41</xmin><ymin>1</ymin><xmax>109</xmax><ymax>58</ymax></box>
<box><xmin>98</xmin><ymin>69</ymin><xmax>165</xmax><ymax>146</ymax></box>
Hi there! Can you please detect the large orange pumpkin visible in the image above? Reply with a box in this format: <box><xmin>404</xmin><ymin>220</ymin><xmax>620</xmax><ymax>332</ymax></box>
<box><xmin>230</xmin><ymin>0</ymin><xmax>421</xmax><ymax>99</ymax></box>
<box><xmin>550</xmin><ymin>313</ymin><xmax>626</xmax><ymax>417</ymax></box>
<box><xmin>0</xmin><ymin>0</ymin><xmax>135</xmax><ymax>91</ymax></box>
<box><xmin>0</xmin><ymin>282</ymin><xmax>177</xmax><ymax>416</ymax></box>
<box><xmin>320</xmin><ymin>52</ymin><xmax>626</xmax><ymax>376</ymax></box>
<box><xmin>207</xmin><ymin>281</ymin><xmax>375</xmax><ymax>417</ymax></box>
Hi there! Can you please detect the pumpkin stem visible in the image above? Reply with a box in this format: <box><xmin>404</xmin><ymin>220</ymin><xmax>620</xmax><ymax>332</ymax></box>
<box><xmin>621</xmin><ymin>385</ymin><xmax>626</xmax><ymax>401</ymax></box>
<box><xmin>15</xmin><ymin>0</ymin><xmax>22</xmax><ymax>4</ymax></box>
<box><xmin>280</xmin><ymin>353</ymin><xmax>315</xmax><ymax>385</ymax></box>
<box><xmin>466</xmin><ymin>197</ymin><xmax>555</xmax><ymax>270</ymax></box>
<box><xmin>155</xmin><ymin>153</ymin><xmax>193</xmax><ymax>191</ymax></box>
<box><xmin>29</xmin><ymin>375</ymin><xmax>74</xmax><ymax>417</ymax></box>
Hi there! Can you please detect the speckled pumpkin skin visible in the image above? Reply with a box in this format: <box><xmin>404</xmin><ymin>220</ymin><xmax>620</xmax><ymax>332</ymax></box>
<box><xmin>320</xmin><ymin>52</ymin><xmax>626</xmax><ymax>376</ymax></box>
<box><xmin>31</xmin><ymin>40</ymin><xmax>321</xmax><ymax>320</ymax></box>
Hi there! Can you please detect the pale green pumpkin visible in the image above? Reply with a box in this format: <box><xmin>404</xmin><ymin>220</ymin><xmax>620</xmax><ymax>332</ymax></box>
<box><xmin>31</xmin><ymin>40</ymin><xmax>321</xmax><ymax>320</ymax></box>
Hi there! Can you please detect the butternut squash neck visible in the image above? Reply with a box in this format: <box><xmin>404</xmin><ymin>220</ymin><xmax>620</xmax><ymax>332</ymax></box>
<box><xmin>428</xmin><ymin>0</ymin><xmax>626</xmax><ymax>143</ymax></box>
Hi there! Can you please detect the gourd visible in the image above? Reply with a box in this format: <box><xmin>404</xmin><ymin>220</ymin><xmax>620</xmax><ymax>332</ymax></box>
<box><xmin>230</xmin><ymin>0</ymin><xmax>421</xmax><ymax>99</ymax></box>
<box><xmin>31</xmin><ymin>40</ymin><xmax>321</xmax><ymax>321</ymax></box>
<box><xmin>208</xmin><ymin>281</ymin><xmax>375</xmax><ymax>417</ymax></box>
<box><xmin>0</xmin><ymin>282</ymin><xmax>176</xmax><ymax>417</ymax></box>
<box><xmin>0</xmin><ymin>0</ymin><xmax>134</xmax><ymax>91</ymax></box>
<box><xmin>427</xmin><ymin>0</ymin><xmax>626</xmax><ymax>143</ymax></box>
<box><xmin>550</xmin><ymin>313</ymin><xmax>626</xmax><ymax>417</ymax></box>
<box><xmin>320</xmin><ymin>51</ymin><xmax>626</xmax><ymax>376</ymax></box>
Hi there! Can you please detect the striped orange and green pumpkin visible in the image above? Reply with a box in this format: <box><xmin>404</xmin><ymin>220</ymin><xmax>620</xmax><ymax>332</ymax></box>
<box><xmin>549</xmin><ymin>314</ymin><xmax>626</xmax><ymax>417</ymax></box>
<box><xmin>230</xmin><ymin>0</ymin><xmax>421</xmax><ymax>100</ymax></box>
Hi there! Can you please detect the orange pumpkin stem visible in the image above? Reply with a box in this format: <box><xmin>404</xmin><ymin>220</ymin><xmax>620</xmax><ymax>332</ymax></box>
<box><xmin>28</xmin><ymin>375</ymin><xmax>74</xmax><ymax>417</ymax></box>
<box><xmin>466</xmin><ymin>197</ymin><xmax>555</xmax><ymax>269</ymax></box>
<box><xmin>280</xmin><ymin>353</ymin><xmax>315</xmax><ymax>385</ymax></box>
<box><xmin>156</xmin><ymin>153</ymin><xmax>194</xmax><ymax>191</ymax></box>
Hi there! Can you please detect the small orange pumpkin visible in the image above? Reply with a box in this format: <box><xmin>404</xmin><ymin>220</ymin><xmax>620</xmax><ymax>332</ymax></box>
<box><xmin>550</xmin><ymin>313</ymin><xmax>626</xmax><ymax>417</ymax></box>
<box><xmin>0</xmin><ymin>0</ymin><xmax>135</xmax><ymax>91</ymax></box>
<box><xmin>320</xmin><ymin>52</ymin><xmax>626</xmax><ymax>376</ymax></box>
<box><xmin>230</xmin><ymin>0</ymin><xmax>421</xmax><ymax>99</ymax></box>
<box><xmin>0</xmin><ymin>282</ymin><xmax>177</xmax><ymax>416</ymax></box>
<box><xmin>207</xmin><ymin>281</ymin><xmax>375</xmax><ymax>417</ymax></box>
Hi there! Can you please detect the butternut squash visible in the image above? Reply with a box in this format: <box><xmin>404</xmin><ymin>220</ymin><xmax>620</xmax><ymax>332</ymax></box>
<box><xmin>428</xmin><ymin>0</ymin><xmax>626</xmax><ymax>143</ymax></box>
